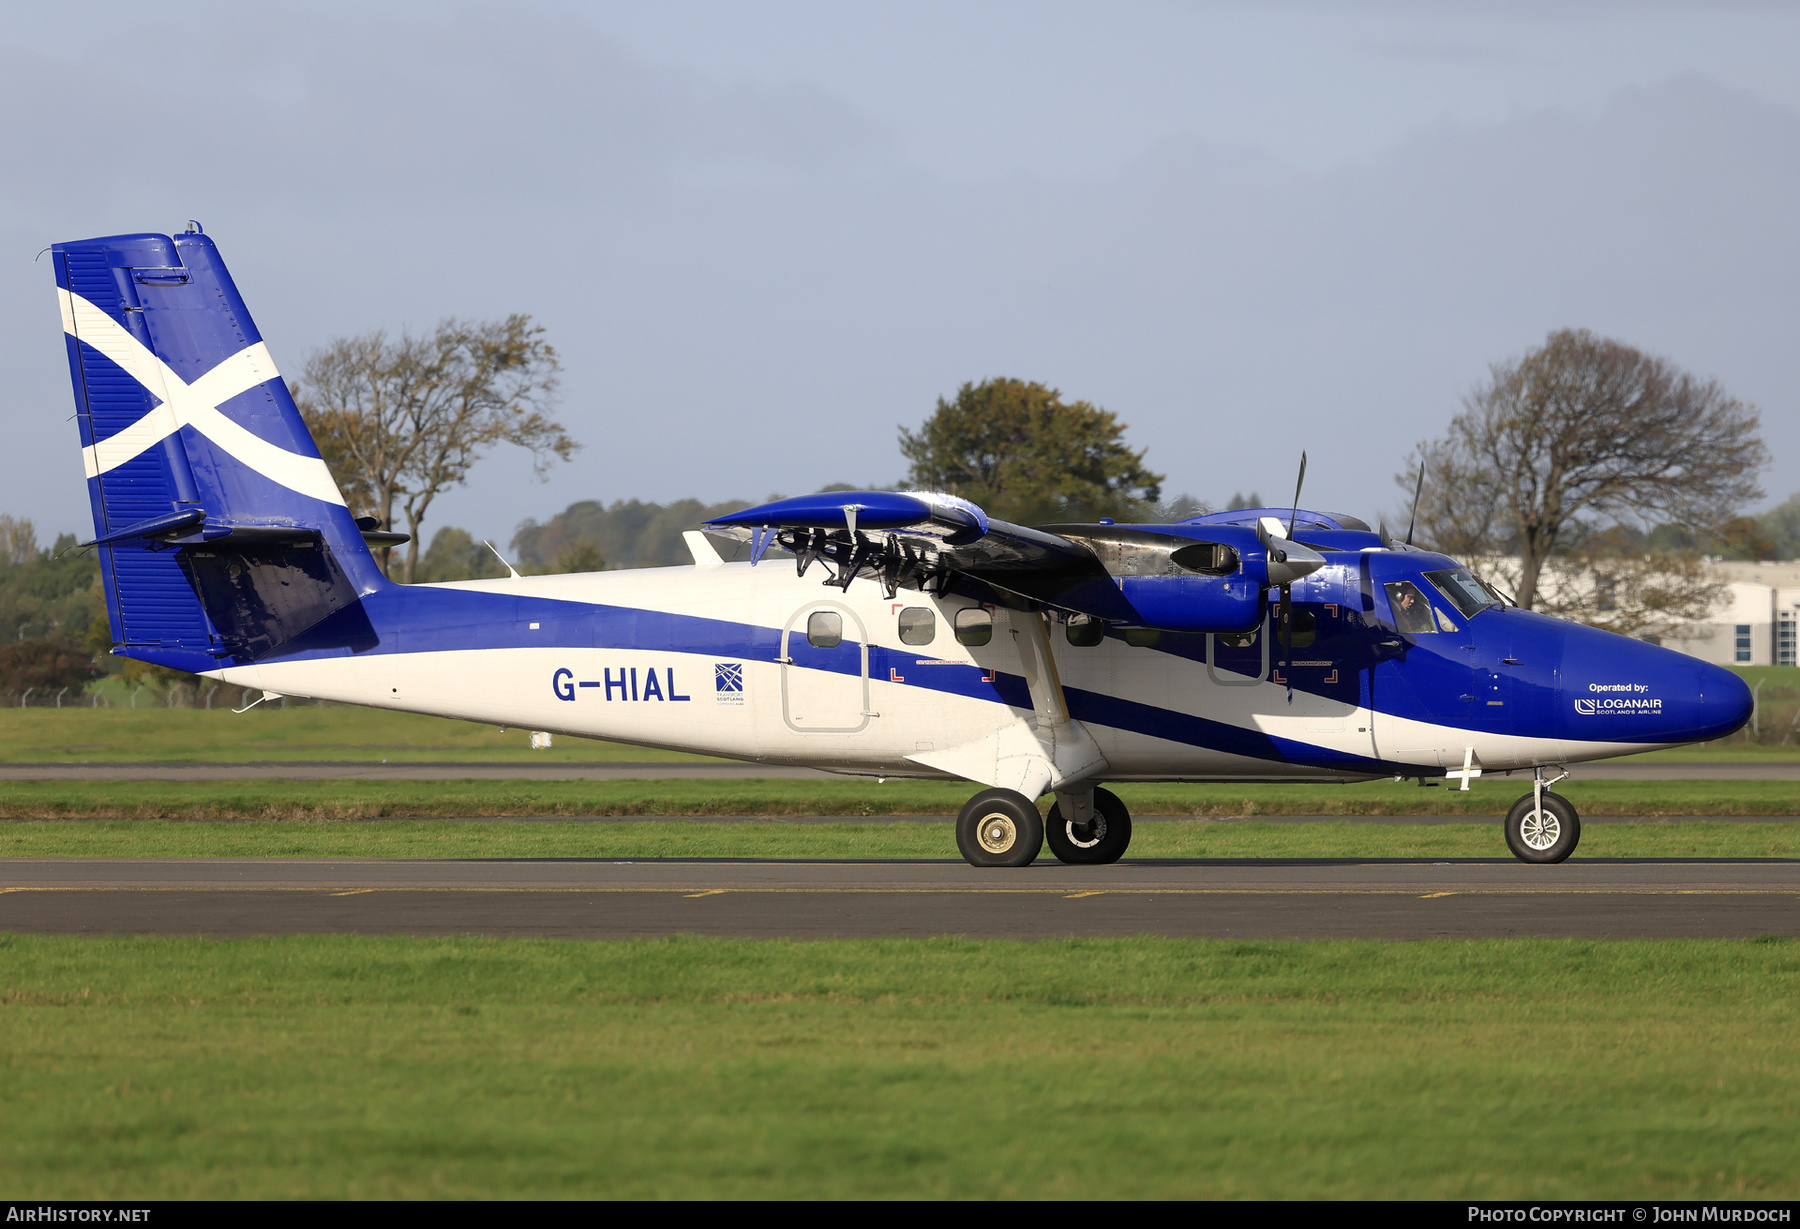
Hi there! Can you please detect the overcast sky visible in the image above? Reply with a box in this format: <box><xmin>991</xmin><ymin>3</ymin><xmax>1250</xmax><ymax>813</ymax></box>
<box><xmin>5</xmin><ymin>0</ymin><xmax>1799</xmax><ymax>547</ymax></box>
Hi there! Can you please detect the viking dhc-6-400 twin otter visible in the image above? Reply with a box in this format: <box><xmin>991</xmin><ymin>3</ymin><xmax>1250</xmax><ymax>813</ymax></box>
<box><xmin>50</xmin><ymin>228</ymin><xmax>1754</xmax><ymax>866</ymax></box>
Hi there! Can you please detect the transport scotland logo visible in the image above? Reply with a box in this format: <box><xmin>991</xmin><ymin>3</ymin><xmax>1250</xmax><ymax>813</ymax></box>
<box><xmin>715</xmin><ymin>662</ymin><xmax>744</xmax><ymax>704</ymax></box>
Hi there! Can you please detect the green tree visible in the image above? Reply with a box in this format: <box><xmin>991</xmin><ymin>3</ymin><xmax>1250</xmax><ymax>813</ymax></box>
<box><xmin>512</xmin><ymin>498</ymin><xmax>755</xmax><ymax>570</ymax></box>
<box><xmin>415</xmin><ymin>526</ymin><xmax>510</xmax><ymax>583</ymax></box>
<box><xmin>0</xmin><ymin>639</ymin><xmax>101</xmax><ymax>700</ymax></box>
<box><xmin>1757</xmin><ymin>493</ymin><xmax>1800</xmax><ymax>561</ymax></box>
<box><xmin>898</xmin><ymin>378</ymin><xmax>1163</xmax><ymax>525</ymax></box>
<box><xmin>1709</xmin><ymin>516</ymin><xmax>1777</xmax><ymax>562</ymax></box>
<box><xmin>295</xmin><ymin>316</ymin><xmax>577</xmax><ymax>583</ymax></box>
<box><xmin>547</xmin><ymin>542</ymin><xmax>607</xmax><ymax>574</ymax></box>
<box><xmin>0</xmin><ymin>532</ymin><xmax>104</xmax><ymax>652</ymax></box>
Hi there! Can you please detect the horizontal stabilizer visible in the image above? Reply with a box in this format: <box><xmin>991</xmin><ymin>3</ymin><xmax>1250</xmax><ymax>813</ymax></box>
<box><xmin>83</xmin><ymin>508</ymin><xmax>206</xmax><ymax>547</ymax></box>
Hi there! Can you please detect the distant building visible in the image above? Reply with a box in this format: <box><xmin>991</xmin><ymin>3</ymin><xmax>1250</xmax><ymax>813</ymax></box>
<box><xmin>1662</xmin><ymin>561</ymin><xmax>1800</xmax><ymax>668</ymax></box>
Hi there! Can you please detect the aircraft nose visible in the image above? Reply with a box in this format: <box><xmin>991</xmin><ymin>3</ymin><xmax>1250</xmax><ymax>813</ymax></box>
<box><xmin>1690</xmin><ymin>660</ymin><xmax>1755</xmax><ymax>743</ymax></box>
<box><xmin>1549</xmin><ymin>622</ymin><xmax>1755</xmax><ymax>747</ymax></box>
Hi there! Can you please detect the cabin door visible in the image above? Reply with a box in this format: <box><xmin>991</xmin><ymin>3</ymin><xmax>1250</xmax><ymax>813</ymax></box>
<box><xmin>781</xmin><ymin>601</ymin><xmax>871</xmax><ymax>733</ymax></box>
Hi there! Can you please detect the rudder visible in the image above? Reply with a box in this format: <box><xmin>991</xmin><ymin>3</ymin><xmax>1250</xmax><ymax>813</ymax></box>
<box><xmin>53</xmin><ymin>226</ymin><xmax>387</xmax><ymax>670</ymax></box>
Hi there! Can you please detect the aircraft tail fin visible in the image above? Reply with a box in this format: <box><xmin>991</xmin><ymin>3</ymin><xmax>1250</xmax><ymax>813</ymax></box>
<box><xmin>52</xmin><ymin>227</ymin><xmax>386</xmax><ymax>669</ymax></box>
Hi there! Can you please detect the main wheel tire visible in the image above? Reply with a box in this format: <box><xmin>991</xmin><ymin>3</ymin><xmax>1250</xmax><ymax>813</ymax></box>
<box><xmin>1045</xmin><ymin>787</ymin><xmax>1133</xmax><ymax>864</ymax></box>
<box><xmin>955</xmin><ymin>788</ymin><xmax>1045</xmax><ymax>868</ymax></box>
<box><xmin>1504</xmin><ymin>791</ymin><xmax>1581</xmax><ymax>864</ymax></box>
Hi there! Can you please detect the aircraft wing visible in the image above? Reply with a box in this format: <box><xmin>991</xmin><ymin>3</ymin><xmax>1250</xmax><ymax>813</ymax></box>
<box><xmin>705</xmin><ymin>490</ymin><xmax>1139</xmax><ymax>620</ymax></box>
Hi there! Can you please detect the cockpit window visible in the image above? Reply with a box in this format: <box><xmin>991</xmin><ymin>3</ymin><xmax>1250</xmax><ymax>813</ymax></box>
<box><xmin>1385</xmin><ymin>581</ymin><xmax>1439</xmax><ymax>634</ymax></box>
<box><xmin>1425</xmin><ymin>568</ymin><xmax>1500</xmax><ymax>618</ymax></box>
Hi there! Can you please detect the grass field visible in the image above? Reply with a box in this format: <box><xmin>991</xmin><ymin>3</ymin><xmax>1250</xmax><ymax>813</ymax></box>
<box><xmin>1</xmin><ymin>776</ymin><xmax>1797</xmax><ymax>821</ymax></box>
<box><xmin>1</xmin><ymin>934</ymin><xmax>1794</xmax><ymax>1199</ymax></box>
<box><xmin>2</xmin><ymin>817</ymin><xmax>1797</xmax><ymax>860</ymax></box>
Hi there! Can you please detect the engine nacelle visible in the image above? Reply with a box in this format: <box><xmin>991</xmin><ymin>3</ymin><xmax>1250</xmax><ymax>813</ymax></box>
<box><xmin>1044</xmin><ymin>525</ymin><xmax>1278</xmax><ymax>633</ymax></box>
<box><xmin>1118</xmin><ymin>573</ymin><xmax>1264</xmax><ymax>633</ymax></box>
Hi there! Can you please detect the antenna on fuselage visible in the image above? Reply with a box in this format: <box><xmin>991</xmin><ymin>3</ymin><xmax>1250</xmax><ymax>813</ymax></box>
<box><xmin>483</xmin><ymin>540</ymin><xmax>523</xmax><ymax>580</ymax></box>
<box><xmin>1404</xmin><ymin>462</ymin><xmax>1425</xmax><ymax>548</ymax></box>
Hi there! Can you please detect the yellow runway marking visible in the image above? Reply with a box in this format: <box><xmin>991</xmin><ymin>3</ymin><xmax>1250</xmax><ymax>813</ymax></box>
<box><xmin>1420</xmin><ymin>891</ymin><xmax>1458</xmax><ymax>898</ymax></box>
<box><xmin>0</xmin><ymin>885</ymin><xmax>1794</xmax><ymax>898</ymax></box>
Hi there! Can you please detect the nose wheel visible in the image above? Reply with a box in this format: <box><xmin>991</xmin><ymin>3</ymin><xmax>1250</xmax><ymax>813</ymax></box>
<box><xmin>1504</xmin><ymin>790</ymin><xmax>1580</xmax><ymax>863</ymax></box>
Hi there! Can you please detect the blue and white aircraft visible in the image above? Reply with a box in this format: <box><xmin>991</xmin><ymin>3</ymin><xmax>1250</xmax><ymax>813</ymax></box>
<box><xmin>49</xmin><ymin>227</ymin><xmax>1754</xmax><ymax>866</ymax></box>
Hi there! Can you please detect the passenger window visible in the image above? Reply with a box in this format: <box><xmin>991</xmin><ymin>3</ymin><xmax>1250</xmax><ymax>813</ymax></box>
<box><xmin>1123</xmin><ymin>627</ymin><xmax>1162</xmax><ymax>648</ymax></box>
<box><xmin>1066</xmin><ymin>615</ymin><xmax>1105</xmax><ymax>647</ymax></box>
<box><xmin>898</xmin><ymin>607</ymin><xmax>935</xmax><ymax>646</ymax></box>
<box><xmin>807</xmin><ymin>610</ymin><xmax>843</xmax><ymax>649</ymax></box>
<box><xmin>1385</xmin><ymin>582</ymin><xmax>1438</xmax><ymax>634</ymax></box>
<box><xmin>1277</xmin><ymin>608</ymin><xmax>1316</xmax><ymax>649</ymax></box>
<box><xmin>953</xmin><ymin>607</ymin><xmax>992</xmax><ymax>647</ymax></box>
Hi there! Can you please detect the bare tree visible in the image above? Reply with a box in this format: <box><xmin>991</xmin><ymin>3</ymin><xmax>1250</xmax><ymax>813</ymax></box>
<box><xmin>296</xmin><ymin>316</ymin><xmax>576</xmax><ymax>582</ymax></box>
<box><xmin>0</xmin><ymin>515</ymin><xmax>38</xmax><ymax>566</ymax></box>
<box><xmin>1402</xmin><ymin>329</ymin><xmax>1766</xmax><ymax>609</ymax></box>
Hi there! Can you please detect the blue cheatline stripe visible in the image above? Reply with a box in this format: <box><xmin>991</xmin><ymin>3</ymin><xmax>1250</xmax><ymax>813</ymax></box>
<box><xmin>121</xmin><ymin>583</ymin><xmax>1464</xmax><ymax>768</ymax></box>
<box><xmin>1063</xmin><ymin>685</ymin><xmax>1389</xmax><ymax>772</ymax></box>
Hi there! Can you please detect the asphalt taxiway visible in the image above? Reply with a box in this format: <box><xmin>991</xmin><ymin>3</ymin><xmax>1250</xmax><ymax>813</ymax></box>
<box><xmin>3</xmin><ymin>857</ymin><xmax>1794</xmax><ymax>940</ymax></box>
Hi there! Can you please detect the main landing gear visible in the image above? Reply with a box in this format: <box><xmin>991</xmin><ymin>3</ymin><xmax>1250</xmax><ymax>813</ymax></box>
<box><xmin>953</xmin><ymin>786</ymin><xmax>1134</xmax><ymax>867</ymax></box>
<box><xmin>1504</xmin><ymin>767</ymin><xmax>1581</xmax><ymax>864</ymax></box>
<box><xmin>1045</xmin><ymin>786</ymin><xmax>1132</xmax><ymax>865</ymax></box>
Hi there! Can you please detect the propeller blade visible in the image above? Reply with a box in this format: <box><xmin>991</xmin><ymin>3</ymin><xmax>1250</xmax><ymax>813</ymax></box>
<box><xmin>1279</xmin><ymin>583</ymin><xmax>1295</xmax><ymax>703</ymax></box>
<box><xmin>1286</xmin><ymin>451</ymin><xmax>1307</xmax><ymax>541</ymax></box>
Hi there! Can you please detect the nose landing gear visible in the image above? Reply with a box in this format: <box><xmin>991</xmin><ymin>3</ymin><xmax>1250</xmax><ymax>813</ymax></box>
<box><xmin>1505</xmin><ymin>767</ymin><xmax>1581</xmax><ymax>863</ymax></box>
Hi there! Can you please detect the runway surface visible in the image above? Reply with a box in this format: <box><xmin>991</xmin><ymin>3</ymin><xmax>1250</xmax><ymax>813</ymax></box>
<box><xmin>3</xmin><ymin>856</ymin><xmax>1794</xmax><ymax>939</ymax></box>
<box><xmin>2</xmin><ymin>760</ymin><xmax>1797</xmax><ymax>781</ymax></box>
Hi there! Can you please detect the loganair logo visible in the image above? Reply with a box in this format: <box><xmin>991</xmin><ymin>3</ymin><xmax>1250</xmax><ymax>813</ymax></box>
<box><xmin>1574</xmin><ymin>682</ymin><xmax>1661</xmax><ymax>716</ymax></box>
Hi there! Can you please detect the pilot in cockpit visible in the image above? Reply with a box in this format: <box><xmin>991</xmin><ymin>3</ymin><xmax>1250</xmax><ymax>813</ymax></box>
<box><xmin>1386</xmin><ymin>580</ymin><xmax>1439</xmax><ymax>635</ymax></box>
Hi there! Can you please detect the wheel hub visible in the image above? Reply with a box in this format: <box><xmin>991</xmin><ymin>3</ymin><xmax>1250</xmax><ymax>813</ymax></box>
<box><xmin>1064</xmin><ymin>817</ymin><xmax>1107</xmax><ymax>849</ymax></box>
<box><xmin>977</xmin><ymin>813</ymin><xmax>1018</xmax><ymax>854</ymax></box>
<box><xmin>1520</xmin><ymin>809</ymin><xmax>1561</xmax><ymax>851</ymax></box>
